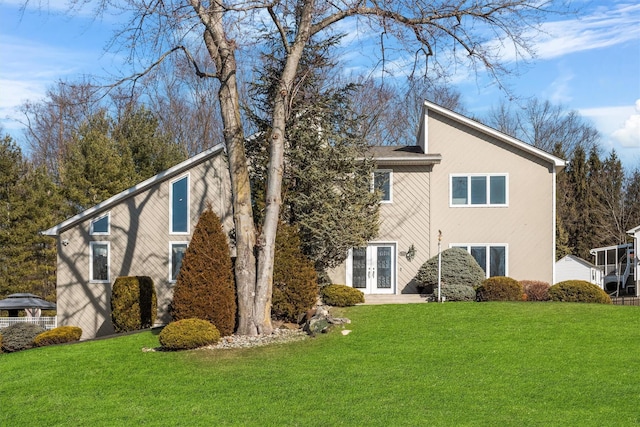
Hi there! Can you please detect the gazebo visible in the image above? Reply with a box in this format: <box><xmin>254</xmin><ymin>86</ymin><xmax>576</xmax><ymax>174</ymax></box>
<box><xmin>0</xmin><ymin>293</ymin><xmax>57</xmax><ymax>330</ymax></box>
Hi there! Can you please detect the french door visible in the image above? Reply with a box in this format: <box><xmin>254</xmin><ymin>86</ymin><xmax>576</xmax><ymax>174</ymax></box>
<box><xmin>350</xmin><ymin>244</ymin><xmax>396</xmax><ymax>294</ymax></box>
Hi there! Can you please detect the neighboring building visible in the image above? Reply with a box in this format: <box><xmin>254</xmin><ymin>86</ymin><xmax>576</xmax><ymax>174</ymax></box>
<box><xmin>627</xmin><ymin>225</ymin><xmax>640</xmax><ymax>296</ymax></box>
<box><xmin>42</xmin><ymin>144</ymin><xmax>233</xmax><ymax>339</ymax></box>
<box><xmin>44</xmin><ymin>101</ymin><xmax>566</xmax><ymax>340</ymax></box>
<box><xmin>555</xmin><ymin>255</ymin><xmax>602</xmax><ymax>285</ymax></box>
<box><xmin>328</xmin><ymin>101</ymin><xmax>565</xmax><ymax>294</ymax></box>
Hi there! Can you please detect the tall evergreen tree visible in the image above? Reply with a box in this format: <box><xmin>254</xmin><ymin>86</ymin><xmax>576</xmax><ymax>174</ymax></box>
<box><xmin>0</xmin><ymin>134</ymin><xmax>64</xmax><ymax>300</ymax></box>
<box><xmin>248</xmin><ymin>37</ymin><xmax>380</xmax><ymax>273</ymax></box>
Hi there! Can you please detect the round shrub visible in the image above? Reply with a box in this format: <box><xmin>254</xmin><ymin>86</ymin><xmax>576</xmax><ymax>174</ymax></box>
<box><xmin>170</xmin><ymin>206</ymin><xmax>236</xmax><ymax>336</ymax></box>
<box><xmin>476</xmin><ymin>276</ymin><xmax>523</xmax><ymax>302</ymax></box>
<box><xmin>272</xmin><ymin>222</ymin><xmax>319</xmax><ymax>322</ymax></box>
<box><xmin>34</xmin><ymin>326</ymin><xmax>83</xmax><ymax>347</ymax></box>
<box><xmin>414</xmin><ymin>248</ymin><xmax>485</xmax><ymax>301</ymax></box>
<box><xmin>1</xmin><ymin>322</ymin><xmax>46</xmax><ymax>353</ymax></box>
<box><xmin>520</xmin><ymin>280</ymin><xmax>551</xmax><ymax>302</ymax></box>
<box><xmin>321</xmin><ymin>284</ymin><xmax>364</xmax><ymax>307</ymax></box>
<box><xmin>158</xmin><ymin>318</ymin><xmax>221</xmax><ymax>351</ymax></box>
<box><xmin>549</xmin><ymin>280</ymin><xmax>612</xmax><ymax>304</ymax></box>
<box><xmin>111</xmin><ymin>276</ymin><xmax>157</xmax><ymax>333</ymax></box>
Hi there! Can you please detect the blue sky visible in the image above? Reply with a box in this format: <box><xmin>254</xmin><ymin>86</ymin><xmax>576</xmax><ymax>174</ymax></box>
<box><xmin>1</xmin><ymin>0</ymin><xmax>639</xmax><ymax>169</ymax></box>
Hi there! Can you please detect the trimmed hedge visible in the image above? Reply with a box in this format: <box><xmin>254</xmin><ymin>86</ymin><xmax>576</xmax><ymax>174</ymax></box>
<box><xmin>520</xmin><ymin>280</ymin><xmax>551</xmax><ymax>302</ymax></box>
<box><xmin>321</xmin><ymin>284</ymin><xmax>364</xmax><ymax>307</ymax></box>
<box><xmin>111</xmin><ymin>276</ymin><xmax>157</xmax><ymax>333</ymax></box>
<box><xmin>34</xmin><ymin>326</ymin><xmax>83</xmax><ymax>347</ymax></box>
<box><xmin>1</xmin><ymin>323</ymin><xmax>46</xmax><ymax>353</ymax></box>
<box><xmin>549</xmin><ymin>280</ymin><xmax>612</xmax><ymax>304</ymax></box>
<box><xmin>272</xmin><ymin>222</ymin><xmax>319</xmax><ymax>322</ymax></box>
<box><xmin>476</xmin><ymin>276</ymin><xmax>524</xmax><ymax>302</ymax></box>
<box><xmin>158</xmin><ymin>319</ymin><xmax>221</xmax><ymax>351</ymax></box>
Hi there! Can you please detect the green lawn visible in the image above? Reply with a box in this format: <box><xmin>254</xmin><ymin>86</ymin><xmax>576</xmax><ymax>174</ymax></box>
<box><xmin>2</xmin><ymin>303</ymin><xmax>639</xmax><ymax>426</ymax></box>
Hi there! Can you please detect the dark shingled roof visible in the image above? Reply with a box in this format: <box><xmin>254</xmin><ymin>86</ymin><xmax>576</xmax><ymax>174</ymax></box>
<box><xmin>367</xmin><ymin>145</ymin><xmax>442</xmax><ymax>166</ymax></box>
<box><xmin>0</xmin><ymin>293</ymin><xmax>56</xmax><ymax>310</ymax></box>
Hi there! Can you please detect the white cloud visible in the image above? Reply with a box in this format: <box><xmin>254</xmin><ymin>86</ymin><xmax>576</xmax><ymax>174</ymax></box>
<box><xmin>611</xmin><ymin>99</ymin><xmax>640</xmax><ymax>148</ymax></box>
<box><xmin>496</xmin><ymin>3</ymin><xmax>640</xmax><ymax>62</ymax></box>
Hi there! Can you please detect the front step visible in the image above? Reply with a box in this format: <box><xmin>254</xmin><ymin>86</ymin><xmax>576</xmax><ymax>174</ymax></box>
<box><xmin>361</xmin><ymin>294</ymin><xmax>428</xmax><ymax>305</ymax></box>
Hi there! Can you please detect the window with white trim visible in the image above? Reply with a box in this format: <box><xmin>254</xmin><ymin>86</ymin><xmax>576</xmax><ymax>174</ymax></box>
<box><xmin>450</xmin><ymin>174</ymin><xmax>507</xmax><ymax>206</ymax></box>
<box><xmin>373</xmin><ymin>170</ymin><xmax>392</xmax><ymax>203</ymax></box>
<box><xmin>170</xmin><ymin>242</ymin><xmax>188</xmax><ymax>282</ymax></box>
<box><xmin>90</xmin><ymin>213</ymin><xmax>110</xmax><ymax>235</ymax></box>
<box><xmin>170</xmin><ymin>175</ymin><xmax>189</xmax><ymax>234</ymax></box>
<box><xmin>90</xmin><ymin>241</ymin><xmax>110</xmax><ymax>283</ymax></box>
<box><xmin>453</xmin><ymin>244</ymin><xmax>507</xmax><ymax>278</ymax></box>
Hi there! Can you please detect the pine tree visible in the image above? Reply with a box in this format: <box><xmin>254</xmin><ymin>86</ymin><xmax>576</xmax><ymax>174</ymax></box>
<box><xmin>0</xmin><ymin>134</ymin><xmax>64</xmax><ymax>301</ymax></box>
<box><xmin>247</xmin><ymin>36</ymin><xmax>380</xmax><ymax>272</ymax></box>
<box><xmin>170</xmin><ymin>205</ymin><xmax>236</xmax><ymax>336</ymax></box>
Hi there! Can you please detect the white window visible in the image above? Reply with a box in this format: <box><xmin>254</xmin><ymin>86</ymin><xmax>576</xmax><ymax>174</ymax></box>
<box><xmin>373</xmin><ymin>170</ymin><xmax>392</xmax><ymax>203</ymax></box>
<box><xmin>90</xmin><ymin>241</ymin><xmax>110</xmax><ymax>283</ymax></box>
<box><xmin>170</xmin><ymin>242</ymin><xmax>188</xmax><ymax>282</ymax></box>
<box><xmin>450</xmin><ymin>174</ymin><xmax>507</xmax><ymax>207</ymax></box>
<box><xmin>90</xmin><ymin>213</ymin><xmax>110</xmax><ymax>235</ymax></box>
<box><xmin>453</xmin><ymin>244</ymin><xmax>508</xmax><ymax>278</ymax></box>
<box><xmin>170</xmin><ymin>175</ymin><xmax>189</xmax><ymax>234</ymax></box>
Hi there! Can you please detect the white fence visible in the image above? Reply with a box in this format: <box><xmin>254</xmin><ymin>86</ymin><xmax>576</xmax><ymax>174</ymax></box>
<box><xmin>0</xmin><ymin>317</ymin><xmax>57</xmax><ymax>330</ymax></box>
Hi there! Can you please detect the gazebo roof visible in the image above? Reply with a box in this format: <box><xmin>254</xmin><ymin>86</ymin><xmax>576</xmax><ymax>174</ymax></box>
<box><xmin>0</xmin><ymin>293</ymin><xmax>56</xmax><ymax>310</ymax></box>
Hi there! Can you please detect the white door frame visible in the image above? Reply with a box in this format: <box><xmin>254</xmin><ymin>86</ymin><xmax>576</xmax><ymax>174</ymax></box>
<box><xmin>346</xmin><ymin>242</ymin><xmax>396</xmax><ymax>294</ymax></box>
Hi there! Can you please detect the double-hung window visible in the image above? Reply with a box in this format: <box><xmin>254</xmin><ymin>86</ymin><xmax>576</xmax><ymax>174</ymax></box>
<box><xmin>90</xmin><ymin>241</ymin><xmax>110</xmax><ymax>283</ymax></box>
<box><xmin>170</xmin><ymin>175</ymin><xmax>189</xmax><ymax>234</ymax></box>
<box><xmin>453</xmin><ymin>244</ymin><xmax>507</xmax><ymax>278</ymax></box>
<box><xmin>373</xmin><ymin>170</ymin><xmax>392</xmax><ymax>203</ymax></box>
<box><xmin>170</xmin><ymin>242</ymin><xmax>188</xmax><ymax>282</ymax></box>
<box><xmin>450</xmin><ymin>174</ymin><xmax>507</xmax><ymax>206</ymax></box>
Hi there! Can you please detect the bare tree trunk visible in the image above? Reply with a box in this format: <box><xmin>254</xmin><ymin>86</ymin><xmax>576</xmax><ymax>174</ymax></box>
<box><xmin>199</xmin><ymin>3</ymin><xmax>258</xmax><ymax>336</ymax></box>
<box><xmin>253</xmin><ymin>0</ymin><xmax>315</xmax><ymax>335</ymax></box>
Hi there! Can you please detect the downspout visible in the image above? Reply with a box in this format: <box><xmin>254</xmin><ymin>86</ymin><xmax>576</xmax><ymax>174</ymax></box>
<box><xmin>552</xmin><ymin>166</ymin><xmax>557</xmax><ymax>285</ymax></box>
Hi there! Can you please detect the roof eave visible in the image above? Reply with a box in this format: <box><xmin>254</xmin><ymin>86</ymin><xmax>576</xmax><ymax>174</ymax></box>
<box><xmin>41</xmin><ymin>143</ymin><xmax>226</xmax><ymax>236</ymax></box>
<box><xmin>423</xmin><ymin>100</ymin><xmax>566</xmax><ymax>170</ymax></box>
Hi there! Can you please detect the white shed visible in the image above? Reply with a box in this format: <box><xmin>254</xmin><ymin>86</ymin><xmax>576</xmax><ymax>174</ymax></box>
<box><xmin>626</xmin><ymin>225</ymin><xmax>639</xmax><ymax>297</ymax></box>
<box><xmin>555</xmin><ymin>255</ymin><xmax>603</xmax><ymax>286</ymax></box>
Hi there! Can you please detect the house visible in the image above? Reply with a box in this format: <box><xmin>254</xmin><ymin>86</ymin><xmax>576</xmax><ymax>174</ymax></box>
<box><xmin>627</xmin><ymin>225</ymin><xmax>640</xmax><ymax>296</ymax></box>
<box><xmin>42</xmin><ymin>144</ymin><xmax>233</xmax><ymax>339</ymax></box>
<box><xmin>327</xmin><ymin>100</ymin><xmax>565</xmax><ymax>294</ymax></box>
<box><xmin>555</xmin><ymin>255</ymin><xmax>603</xmax><ymax>285</ymax></box>
<box><xmin>44</xmin><ymin>100</ymin><xmax>565</xmax><ymax>340</ymax></box>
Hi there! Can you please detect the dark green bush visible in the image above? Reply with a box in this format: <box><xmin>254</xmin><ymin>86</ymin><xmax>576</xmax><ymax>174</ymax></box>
<box><xmin>549</xmin><ymin>280</ymin><xmax>612</xmax><ymax>304</ymax></box>
<box><xmin>272</xmin><ymin>222</ymin><xmax>319</xmax><ymax>322</ymax></box>
<box><xmin>520</xmin><ymin>280</ymin><xmax>551</xmax><ymax>301</ymax></box>
<box><xmin>170</xmin><ymin>205</ymin><xmax>236</xmax><ymax>336</ymax></box>
<box><xmin>111</xmin><ymin>276</ymin><xmax>157</xmax><ymax>333</ymax></box>
<box><xmin>34</xmin><ymin>326</ymin><xmax>83</xmax><ymax>347</ymax></box>
<box><xmin>321</xmin><ymin>284</ymin><xmax>364</xmax><ymax>307</ymax></box>
<box><xmin>158</xmin><ymin>318</ymin><xmax>221</xmax><ymax>351</ymax></box>
<box><xmin>1</xmin><ymin>322</ymin><xmax>46</xmax><ymax>353</ymax></box>
<box><xmin>414</xmin><ymin>248</ymin><xmax>485</xmax><ymax>301</ymax></box>
<box><xmin>476</xmin><ymin>276</ymin><xmax>524</xmax><ymax>302</ymax></box>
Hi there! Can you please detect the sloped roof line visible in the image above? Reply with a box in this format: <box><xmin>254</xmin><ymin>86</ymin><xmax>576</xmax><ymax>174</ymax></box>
<box><xmin>558</xmin><ymin>254</ymin><xmax>599</xmax><ymax>269</ymax></box>
<box><xmin>422</xmin><ymin>100</ymin><xmax>566</xmax><ymax>170</ymax></box>
<box><xmin>42</xmin><ymin>143</ymin><xmax>226</xmax><ymax>236</ymax></box>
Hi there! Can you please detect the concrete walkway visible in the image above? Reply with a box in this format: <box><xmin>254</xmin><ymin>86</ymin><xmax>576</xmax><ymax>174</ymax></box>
<box><xmin>361</xmin><ymin>294</ymin><xmax>428</xmax><ymax>305</ymax></box>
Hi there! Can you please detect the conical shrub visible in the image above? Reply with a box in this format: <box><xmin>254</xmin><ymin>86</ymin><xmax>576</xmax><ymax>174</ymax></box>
<box><xmin>170</xmin><ymin>204</ymin><xmax>236</xmax><ymax>336</ymax></box>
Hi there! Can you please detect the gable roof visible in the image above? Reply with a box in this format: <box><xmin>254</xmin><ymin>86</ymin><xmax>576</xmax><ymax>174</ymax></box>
<box><xmin>417</xmin><ymin>100</ymin><xmax>566</xmax><ymax>171</ymax></box>
<box><xmin>627</xmin><ymin>224</ymin><xmax>640</xmax><ymax>234</ymax></box>
<box><xmin>557</xmin><ymin>254</ymin><xmax>599</xmax><ymax>269</ymax></box>
<box><xmin>42</xmin><ymin>143</ymin><xmax>226</xmax><ymax>236</ymax></box>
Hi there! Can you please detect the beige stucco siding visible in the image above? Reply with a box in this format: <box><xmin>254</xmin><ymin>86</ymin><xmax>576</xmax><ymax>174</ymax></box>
<box><xmin>427</xmin><ymin>110</ymin><xmax>556</xmax><ymax>283</ymax></box>
<box><xmin>56</xmin><ymin>154</ymin><xmax>232</xmax><ymax>339</ymax></box>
